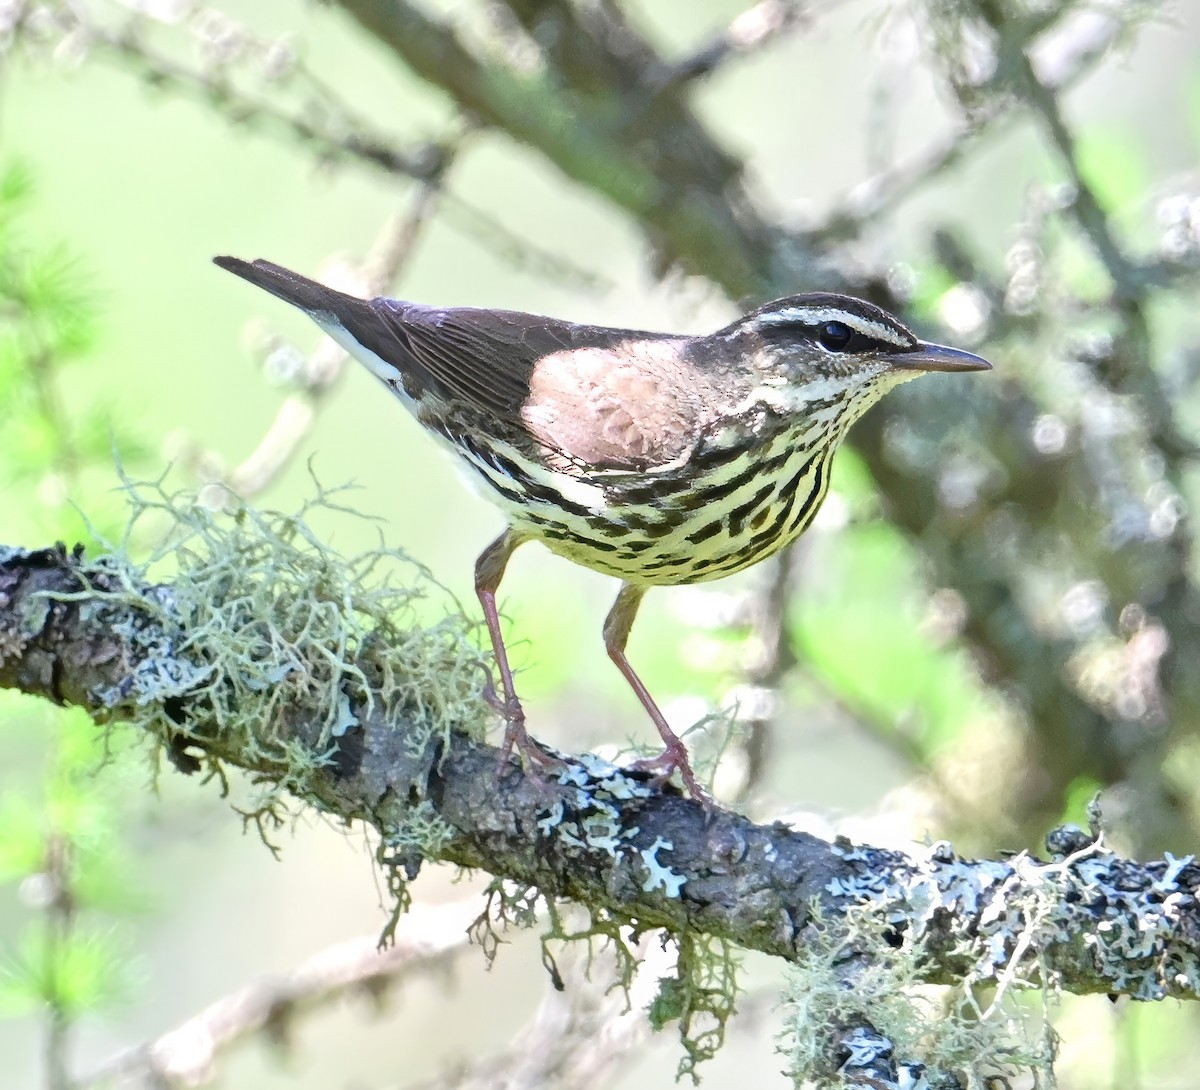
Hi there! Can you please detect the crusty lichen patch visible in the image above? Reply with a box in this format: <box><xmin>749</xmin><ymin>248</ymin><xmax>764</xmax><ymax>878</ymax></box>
<box><xmin>530</xmin><ymin>754</ymin><xmax>739</xmax><ymax>1080</ymax></box>
<box><xmin>536</xmin><ymin>751</ymin><xmax>690</xmax><ymax>899</ymax></box>
<box><xmin>825</xmin><ymin>834</ymin><xmax>1200</xmax><ymax>1003</ymax></box>
<box><xmin>44</xmin><ymin>473</ymin><xmax>491</xmax><ymax>823</ymax></box>
<box><xmin>782</xmin><ymin>828</ymin><xmax>1200</xmax><ymax>1087</ymax></box>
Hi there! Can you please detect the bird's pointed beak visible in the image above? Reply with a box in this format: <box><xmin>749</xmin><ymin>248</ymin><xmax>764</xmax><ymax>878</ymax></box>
<box><xmin>890</xmin><ymin>341</ymin><xmax>992</xmax><ymax>373</ymax></box>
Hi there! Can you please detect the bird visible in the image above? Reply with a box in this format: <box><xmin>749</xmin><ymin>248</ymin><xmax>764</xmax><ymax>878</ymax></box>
<box><xmin>213</xmin><ymin>255</ymin><xmax>990</xmax><ymax>800</ymax></box>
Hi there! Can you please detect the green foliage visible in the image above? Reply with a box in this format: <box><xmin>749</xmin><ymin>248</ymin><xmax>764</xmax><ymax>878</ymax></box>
<box><xmin>908</xmin><ymin>262</ymin><xmax>959</xmax><ymax>325</ymax></box>
<box><xmin>0</xmin><ymin>160</ymin><xmax>147</xmax><ymax>546</ymax></box>
<box><xmin>1075</xmin><ymin>129</ymin><xmax>1151</xmax><ymax>221</ymax></box>
<box><xmin>793</xmin><ymin>516</ymin><xmax>991</xmax><ymax>757</ymax></box>
<box><xmin>0</xmin><ymin>167</ymin><xmax>153</xmax><ymax>1062</ymax></box>
<box><xmin>1061</xmin><ymin>777</ymin><xmax>1105</xmax><ymax>831</ymax></box>
<box><xmin>0</xmin><ymin>704</ymin><xmax>145</xmax><ymax>1023</ymax></box>
<box><xmin>0</xmin><ymin>162</ymin><xmax>96</xmax><ymax>442</ymax></box>
<box><xmin>0</xmin><ymin>923</ymin><xmax>133</xmax><ymax>1019</ymax></box>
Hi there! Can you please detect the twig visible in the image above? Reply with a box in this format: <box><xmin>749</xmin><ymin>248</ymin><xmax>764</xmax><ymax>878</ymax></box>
<box><xmin>42</xmin><ymin>836</ymin><xmax>75</xmax><ymax>1090</ymax></box>
<box><xmin>727</xmin><ymin>550</ymin><xmax>798</xmax><ymax>802</ymax></box>
<box><xmin>27</xmin><ymin>343</ymin><xmax>82</xmax><ymax>498</ymax></box>
<box><xmin>821</xmin><ymin>8</ymin><xmax>1124</xmax><ymax>235</ymax></box>
<box><xmin>16</xmin><ymin>2</ymin><xmax>608</xmax><ymax>294</ymax></box>
<box><xmin>1008</xmin><ymin>34</ymin><xmax>1141</xmax><ymax>294</ymax></box>
<box><xmin>414</xmin><ymin>936</ymin><xmax>657</xmax><ymax>1090</ymax></box>
<box><xmin>81</xmin><ymin>901</ymin><xmax>479</xmax><ymax>1088</ymax></box>
<box><xmin>333</xmin><ymin>0</ymin><xmax>796</xmax><ymax>298</ymax></box>
<box><xmin>650</xmin><ymin>0</ymin><xmax>805</xmax><ymax>89</ymax></box>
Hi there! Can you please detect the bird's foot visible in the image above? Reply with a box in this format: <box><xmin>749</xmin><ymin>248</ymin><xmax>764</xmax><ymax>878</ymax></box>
<box><xmin>485</xmin><ymin>682</ymin><xmax>565</xmax><ymax>787</ymax></box>
<box><xmin>628</xmin><ymin>743</ymin><xmax>713</xmax><ymax>807</ymax></box>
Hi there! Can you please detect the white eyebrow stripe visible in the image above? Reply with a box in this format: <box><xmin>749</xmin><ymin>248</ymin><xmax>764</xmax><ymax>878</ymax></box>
<box><xmin>752</xmin><ymin>307</ymin><xmax>913</xmax><ymax>348</ymax></box>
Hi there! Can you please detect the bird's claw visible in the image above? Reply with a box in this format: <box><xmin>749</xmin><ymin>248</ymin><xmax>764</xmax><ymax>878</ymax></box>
<box><xmin>629</xmin><ymin>743</ymin><xmax>712</xmax><ymax>806</ymax></box>
<box><xmin>484</xmin><ymin>674</ymin><xmax>712</xmax><ymax>807</ymax></box>
<box><xmin>482</xmin><ymin>679</ymin><xmax>563</xmax><ymax>786</ymax></box>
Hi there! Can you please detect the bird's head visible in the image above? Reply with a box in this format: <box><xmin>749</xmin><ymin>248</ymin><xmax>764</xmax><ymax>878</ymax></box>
<box><xmin>709</xmin><ymin>292</ymin><xmax>990</xmax><ymax>418</ymax></box>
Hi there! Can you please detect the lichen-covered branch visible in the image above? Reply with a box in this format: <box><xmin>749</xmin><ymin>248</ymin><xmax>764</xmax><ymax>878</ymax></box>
<box><xmin>2</xmin><ymin>538</ymin><xmax>1198</xmax><ymax>1010</ymax></box>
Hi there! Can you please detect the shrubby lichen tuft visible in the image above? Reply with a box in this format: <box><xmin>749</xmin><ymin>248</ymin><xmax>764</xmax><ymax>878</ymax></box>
<box><xmin>780</xmin><ymin>888</ymin><xmax>1059</xmax><ymax>1087</ymax></box>
<box><xmin>649</xmin><ymin>931</ymin><xmax>741</xmax><ymax>1083</ymax></box>
<box><xmin>50</xmin><ymin>471</ymin><xmax>492</xmax><ymax>816</ymax></box>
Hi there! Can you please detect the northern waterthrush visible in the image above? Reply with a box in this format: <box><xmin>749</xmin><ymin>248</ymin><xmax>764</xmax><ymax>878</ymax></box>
<box><xmin>214</xmin><ymin>256</ymin><xmax>990</xmax><ymax>799</ymax></box>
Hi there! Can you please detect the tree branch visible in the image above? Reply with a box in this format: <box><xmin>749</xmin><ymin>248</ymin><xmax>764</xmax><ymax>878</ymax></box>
<box><xmin>331</xmin><ymin>0</ymin><xmax>798</xmax><ymax>297</ymax></box>
<box><xmin>2</xmin><ymin>541</ymin><xmax>1198</xmax><ymax>1007</ymax></box>
<box><xmin>82</xmin><ymin>902</ymin><xmax>478</xmax><ymax>1089</ymax></box>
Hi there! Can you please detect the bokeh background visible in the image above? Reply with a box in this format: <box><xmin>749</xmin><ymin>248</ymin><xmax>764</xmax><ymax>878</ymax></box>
<box><xmin>3</xmin><ymin>0</ymin><xmax>1200</xmax><ymax>1086</ymax></box>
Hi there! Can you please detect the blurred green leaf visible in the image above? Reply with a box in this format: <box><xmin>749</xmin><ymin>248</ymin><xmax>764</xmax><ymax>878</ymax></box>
<box><xmin>1060</xmin><ymin>775</ymin><xmax>1103</xmax><ymax>829</ymax></box>
<box><xmin>0</xmin><ymin>795</ymin><xmax>47</xmax><ymax>883</ymax></box>
<box><xmin>1</xmin><ymin>243</ymin><xmax>98</xmax><ymax>362</ymax></box>
<box><xmin>0</xmin><ymin>705</ymin><xmax>152</xmax><ymax>953</ymax></box>
<box><xmin>826</xmin><ymin>448</ymin><xmax>882</xmax><ymax>521</ymax></box>
<box><xmin>793</xmin><ymin>521</ymin><xmax>987</xmax><ymax>755</ymax></box>
<box><xmin>908</xmin><ymin>262</ymin><xmax>957</xmax><ymax>324</ymax></box>
<box><xmin>77</xmin><ymin>411</ymin><xmax>152</xmax><ymax>466</ymax></box>
<box><xmin>1046</xmin><ymin>219</ymin><xmax>1111</xmax><ymax>302</ymax></box>
<box><xmin>1075</xmin><ymin>128</ymin><xmax>1150</xmax><ymax>216</ymax></box>
<box><xmin>0</xmin><ymin>925</ymin><xmax>132</xmax><ymax>1018</ymax></box>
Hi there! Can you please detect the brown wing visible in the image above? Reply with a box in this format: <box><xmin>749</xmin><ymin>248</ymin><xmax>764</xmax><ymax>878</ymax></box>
<box><xmin>214</xmin><ymin>256</ymin><xmax>711</xmax><ymax>472</ymax></box>
<box><xmin>358</xmin><ymin>300</ymin><xmax>673</xmax><ymax>421</ymax></box>
<box><xmin>354</xmin><ymin>302</ymin><xmax>711</xmax><ymax>472</ymax></box>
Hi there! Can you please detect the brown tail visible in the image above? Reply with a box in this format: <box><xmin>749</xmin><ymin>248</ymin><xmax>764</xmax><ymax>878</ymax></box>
<box><xmin>212</xmin><ymin>256</ymin><xmax>356</xmax><ymax>315</ymax></box>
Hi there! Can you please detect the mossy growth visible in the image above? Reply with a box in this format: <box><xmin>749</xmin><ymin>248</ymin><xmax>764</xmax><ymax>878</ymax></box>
<box><xmin>473</xmin><ymin>876</ymin><xmax>741</xmax><ymax>1083</ymax></box>
<box><xmin>50</xmin><ymin>470</ymin><xmax>490</xmax><ymax>838</ymax></box>
<box><xmin>648</xmin><ymin>930</ymin><xmax>741</xmax><ymax>1082</ymax></box>
<box><xmin>778</xmin><ymin>904</ymin><xmax>1058</xmax><ymax>1088</ymax></box>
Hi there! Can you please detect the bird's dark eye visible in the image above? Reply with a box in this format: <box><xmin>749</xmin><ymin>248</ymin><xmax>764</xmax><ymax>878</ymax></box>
<box><xmin>817</xmin><ymin>321</ymin><xmax>853</xmax><ymax>352</ymax></box>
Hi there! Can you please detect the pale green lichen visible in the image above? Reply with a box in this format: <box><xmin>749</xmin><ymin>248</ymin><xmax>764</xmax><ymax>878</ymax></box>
<box><xmin>640</xmin><ymin>836</ymin><xmax>685</xmax><ymax>896</ymax></box>
<box><xmin>473</xmin><ymin>875</ymin><xmax>740</xmax><ymax>1084</ymax></box>
<box><xmin>781</xmin><ymin>859</ymin><xmax>1061</xmax><ymax>1088</ymax></box>
<box><xmin>384</xmin><ymin>798</ymin><xmax>456</xmax><ymax>859</ymax></box>
<box><xmin>649</xmin><ymin>931</ymin><xmax>741</xmax><ymax>1083</ymax></box>
<box><xmin>46</xmin><ymin>471</ymin><xmax>491</xmax><ymax>825</ymax></box>
<box><xmin>377</xmin><ymin>798</ymin><xmax>460</xmax><ymax>941</ymax></box>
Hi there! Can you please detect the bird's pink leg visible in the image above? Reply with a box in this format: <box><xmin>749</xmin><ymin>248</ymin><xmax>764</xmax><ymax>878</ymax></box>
<box><xmin>475</xmin><ymin>530</ymin><xmax>557</xmax><ymax>773</ymax></box>
<box><xmin>603</xmin><ymin>583</ymin><xmax>710</xmax><ymax>802</ymax></box>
